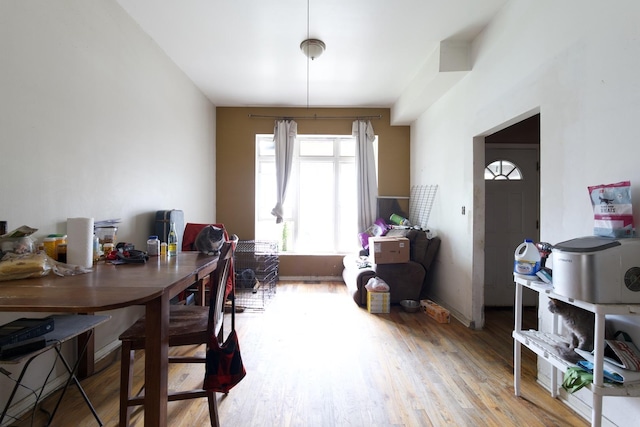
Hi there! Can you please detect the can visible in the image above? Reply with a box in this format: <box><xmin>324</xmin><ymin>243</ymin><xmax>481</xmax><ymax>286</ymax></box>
<box><xmin>389</xmin><ymin>213</ymin><xmax>411</xmax><ymax>226</ymax></box>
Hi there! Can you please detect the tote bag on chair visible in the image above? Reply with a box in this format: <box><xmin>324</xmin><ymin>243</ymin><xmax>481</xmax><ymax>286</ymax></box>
<box><xmin>204</xmin><ymin>329</ymin><xmax>247</xmax><ymax>393</ymax></box>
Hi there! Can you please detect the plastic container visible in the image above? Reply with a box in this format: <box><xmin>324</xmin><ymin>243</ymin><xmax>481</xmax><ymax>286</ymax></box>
<box><xmin>147</xmin><ymin>235</ymin><xmax>160</xmax><ymax>256</ymax></box>
<box><xmin>514</xmin><ymin>239</ymin><xmax>541</xmax><ymax>278</ymax></box>
<box><xmin>95</xmin><ymin>226</ymin><xmax>117</xmax><ymax>244</ymax></box>
<box><xmin>43</xmin><ymin>237</ymin><xmax>57</xmax><ymax>259</ymax></box>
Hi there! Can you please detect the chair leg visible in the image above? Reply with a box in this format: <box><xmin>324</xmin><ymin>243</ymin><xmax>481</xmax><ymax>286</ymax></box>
<box><xmin>207</xmin><ymin>390</ymin><xmax>220</xmax><ymax>427</ymax></box>
<box><xmin>119</xmin><ymin>342</ymin><xmax>135</xmax><ymax>427</ymax></box>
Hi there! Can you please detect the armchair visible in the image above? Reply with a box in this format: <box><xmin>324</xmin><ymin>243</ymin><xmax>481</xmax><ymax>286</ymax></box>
<box><xmin>342</xmin><ymin>229</ymin><xmax>440</xmax><ymax>306</ymax></box>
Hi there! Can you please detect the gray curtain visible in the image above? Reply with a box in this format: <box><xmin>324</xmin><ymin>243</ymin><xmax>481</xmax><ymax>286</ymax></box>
<box><xmin>353</xmin><ymin>120</ymin><xmax>377</xmax><ymax>232</ymax></box>
<box><xmin>271</xmin><ymin>120</ymin><xmax>297</xmax><ymax>223</ymax></box>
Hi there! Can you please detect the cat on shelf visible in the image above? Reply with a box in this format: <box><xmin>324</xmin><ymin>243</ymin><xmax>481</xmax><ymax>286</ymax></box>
<box><xmin>548</xmin><ymin>298</ymin><xmax>601</xmax><ymax>364</ymax></box>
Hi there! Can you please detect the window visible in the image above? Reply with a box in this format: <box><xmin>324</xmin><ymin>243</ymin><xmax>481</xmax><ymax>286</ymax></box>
<box><xmin>256</xmin><ymin>134</ymin><xmax>376</xmax><ymax>254</ymax></box>
<box><xmin>484</xmin><ymin>160</ymin><xmax>522</xmax><ymax>180</ymax></box>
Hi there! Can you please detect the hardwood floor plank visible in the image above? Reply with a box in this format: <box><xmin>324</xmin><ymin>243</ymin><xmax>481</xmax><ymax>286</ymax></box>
<box><xmin>11</xmin><ymin>281</ymin><xmax>587</xmax><ymax>427</ymax></box>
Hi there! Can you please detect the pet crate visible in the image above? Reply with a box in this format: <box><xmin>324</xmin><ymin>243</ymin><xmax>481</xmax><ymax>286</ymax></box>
<box><xmin>234</xmin><ymin>240</ymin><xmax>278</xmax><ymax>311</ymax></box>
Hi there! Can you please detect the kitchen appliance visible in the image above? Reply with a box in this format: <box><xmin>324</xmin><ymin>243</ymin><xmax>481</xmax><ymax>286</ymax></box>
<box><xmin>551</xmin><ymin>236</ymin><xmax>640</xmax><ymax>303</ymax></box>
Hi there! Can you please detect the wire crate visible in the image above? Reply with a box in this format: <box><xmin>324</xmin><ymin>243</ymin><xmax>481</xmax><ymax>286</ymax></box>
<box><xmin>234</xmin><ymin>240</ymin><xmax>278</xmax><ymax>311</ymax></box>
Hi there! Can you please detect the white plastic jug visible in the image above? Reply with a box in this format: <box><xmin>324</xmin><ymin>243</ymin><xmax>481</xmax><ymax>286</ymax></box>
<box><xmin>514</xmin><ymin>239</ymin><xmax>541</xmax><ymax>278</ymax></box>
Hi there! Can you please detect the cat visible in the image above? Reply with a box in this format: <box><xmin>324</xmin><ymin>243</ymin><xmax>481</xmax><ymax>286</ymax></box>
<box><xmin>547</xmin><ymin>298</ymin><xmax>596</xmax><ymax>363</ymax></box>
<box><xmin>194</xmin><ymin>225</ymin><xmax>225</xmax><ymax>255</ymax></box>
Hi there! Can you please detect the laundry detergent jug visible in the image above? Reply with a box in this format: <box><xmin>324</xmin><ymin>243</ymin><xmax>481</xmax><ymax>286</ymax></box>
<box><xmin>514</xmin><ymin>239</ymin><xmax>541</xmax><ymax>278</ymax></box>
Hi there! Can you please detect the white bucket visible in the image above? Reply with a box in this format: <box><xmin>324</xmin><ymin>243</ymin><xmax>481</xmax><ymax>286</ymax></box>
<box><xmin>514</xmin><ymin>239</ymin><xmax>541</xmax><ymax>278</ymax></box>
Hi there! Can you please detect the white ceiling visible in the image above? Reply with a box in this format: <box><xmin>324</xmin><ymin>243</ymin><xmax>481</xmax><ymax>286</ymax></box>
<box><xmin>115</xmin><ymin>0</ymin><xmax>507</xmax><ymax>122</ymax></box>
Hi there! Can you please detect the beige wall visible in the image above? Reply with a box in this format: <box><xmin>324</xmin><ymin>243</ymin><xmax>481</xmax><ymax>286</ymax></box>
<box><xmin>216</xmin><ymin>107</ymin><xmax>409</xmax><ymax>277</ymax></box>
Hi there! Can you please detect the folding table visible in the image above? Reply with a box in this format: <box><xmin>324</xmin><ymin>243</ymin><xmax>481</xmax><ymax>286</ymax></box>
<box><xmin>0</xmin><ymin>314</ymin><xmax>111</xmax><ymax>426</ymax></box>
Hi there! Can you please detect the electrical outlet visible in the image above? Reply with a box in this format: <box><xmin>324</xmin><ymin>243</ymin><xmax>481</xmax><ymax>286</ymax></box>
<box><xmin>461</xmin><ymin>206</ymin><xmax>466</xmax><ymax>215</ymax></box>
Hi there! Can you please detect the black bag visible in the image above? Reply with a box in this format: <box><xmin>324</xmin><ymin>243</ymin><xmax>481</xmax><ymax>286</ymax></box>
<box><xmin>203</xmin><ymin>330</ymin><xmax>246</xmax><ymax>393</ymax></box>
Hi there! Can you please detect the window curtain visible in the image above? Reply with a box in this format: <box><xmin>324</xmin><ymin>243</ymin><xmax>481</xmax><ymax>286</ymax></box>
<box><xmin>270</xmin><ymin>120</ymin><xmax>297</xmax><ymax>223</ymax></box>
<box><xmin>353</xmin><ymin>120</ymin><xmax>378</xmax><ymax>232</ymax></box>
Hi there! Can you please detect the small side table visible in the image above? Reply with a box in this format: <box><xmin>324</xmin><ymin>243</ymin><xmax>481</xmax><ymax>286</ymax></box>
<box><xmin>0</xmin><ymin>314</ymin><xmax>111</xmax><ymax>426</ymax></box>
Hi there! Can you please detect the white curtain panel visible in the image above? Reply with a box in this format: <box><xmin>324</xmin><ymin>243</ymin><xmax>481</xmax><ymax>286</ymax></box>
<box><xmin>270</xmin><ymin>120</ymin><xmax>297</xmax><ymax>223</ymax></box>
<box><xmin>353</xmin><ymin>120</ymin><xmax>378</xmax><ymax>232</ymax></box>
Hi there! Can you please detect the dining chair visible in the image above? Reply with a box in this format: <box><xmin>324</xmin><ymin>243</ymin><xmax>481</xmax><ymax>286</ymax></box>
<box><xmin>181</xmin><ymin>223</ymin><xmax>235</xmax><ymax>306</ymax></box>
<box><xmin>118</xmin><ymin>238</ymin><xmax>236</xmax><ymax>427</ymax></box>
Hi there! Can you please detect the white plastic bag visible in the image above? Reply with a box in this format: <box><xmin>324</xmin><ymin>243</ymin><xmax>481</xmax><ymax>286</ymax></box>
<box><xmin>365</xmin><ymin>276</ymin><xmax>390</xmax><ymax>292</ymax></box>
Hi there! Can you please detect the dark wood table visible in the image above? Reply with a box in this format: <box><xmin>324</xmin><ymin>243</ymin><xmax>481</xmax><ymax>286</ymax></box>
<box><xmin>0</xmin><ymin>252</ymin><xmax>218</xmax><ymax>427</ymax></box>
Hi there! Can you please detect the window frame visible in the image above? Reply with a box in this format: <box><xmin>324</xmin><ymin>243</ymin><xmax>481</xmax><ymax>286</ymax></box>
<box><xmin>255</xmin><ymin>133</ymin><xmax>371</xmax><ymax>254</ymax></box>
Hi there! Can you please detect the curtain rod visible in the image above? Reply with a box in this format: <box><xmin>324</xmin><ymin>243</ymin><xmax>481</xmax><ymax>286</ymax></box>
<box><xmin>247</xmin><ymin>114</ymin><xmax>382</xmax><ymax>121</ymax></box>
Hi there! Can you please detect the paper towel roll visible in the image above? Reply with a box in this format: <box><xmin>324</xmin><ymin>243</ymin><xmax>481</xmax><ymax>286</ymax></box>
<box><xmin>67</xmin><ymin>217</ymin><xmax>94</xmax><ymax>268</ymax></box>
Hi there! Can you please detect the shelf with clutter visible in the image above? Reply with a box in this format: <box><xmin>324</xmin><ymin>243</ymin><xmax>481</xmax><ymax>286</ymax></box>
<box><xmin>513</xmin><ymin>235</ymin><xmax>640</xmax><ymax>427</ymax></box>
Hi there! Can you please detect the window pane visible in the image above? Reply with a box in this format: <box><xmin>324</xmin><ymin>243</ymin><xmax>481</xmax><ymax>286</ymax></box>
<box><xmin>484</xmin><ymin>169</ymin><xmax>496</xmax><ymax>180</ymax></box>
<box><xmin>256</xmin><ymin>161</ymin><xmax>276</xmax><ymax>220</ymax></box>
<box><xmin>297</xmin><ymin>161</ymin><xmax>334</xmax><ymax>252</ymax></box>
<box><xmin>339</xmin><ymin>139</ymin><xmax>356</xmax><ymax>157</ymax></box>
<box><xmin>337</xmin><ymin>162</ymin><xmax>358</xmax><ymax>252</ymax></box>
<box><xmin>484</xmin><ymin>160</ymin><xmax>523</xmax><ymax>181</ymax></box>
<box><xmin>258</xmin><ymin>137</ymin><xmax>275</xmax><ymax>156</ymax></box>
<box><xmin>506</xmin><ymin>167</ymin><xmax>522</xmax><ymax>180</ymax></box>
<box><xmin>299</xmin><ymin>139</ymin><xmax>333</xmax><ymax>156</ymax></box>
<box><xmin>256</xmin><ymin>134</ymin><xmax>375</xmax><ymax>254</ymax></box>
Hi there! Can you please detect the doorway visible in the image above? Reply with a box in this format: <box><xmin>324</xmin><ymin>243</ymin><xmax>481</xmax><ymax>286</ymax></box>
<box><xmin>483</xmin><ymin>115</ymin><xmax>540</xmax><ymax>309</ymax></box>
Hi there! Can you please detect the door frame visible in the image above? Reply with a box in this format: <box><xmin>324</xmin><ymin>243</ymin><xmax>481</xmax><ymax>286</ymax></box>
<box><xmin>471</xmin><ymin>108</ymin><xmax>540</xmax><ymax>329</ymax></box>
<box><xmin>484</xmin><ymin>143</ymin><xmax>540</xmax><ymax>307</ymax></box>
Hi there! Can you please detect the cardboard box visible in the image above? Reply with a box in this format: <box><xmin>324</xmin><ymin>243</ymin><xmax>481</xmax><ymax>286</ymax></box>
<box><xmin>367</xmin><ymin>292</ymin><xmax>390</xmax><ymax>314</ymax></box>
<box><xmin>420</xmin><ymin>299</ymin><xmax>450</xmax><ymax>323</ymax></box>
<box><xmin>368</xmin><ymin>236</ymin><xmax>410</xmax><ymax>264</ymax></box>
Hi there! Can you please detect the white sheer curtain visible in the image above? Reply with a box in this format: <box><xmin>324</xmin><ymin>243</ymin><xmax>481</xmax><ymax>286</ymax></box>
<box><xmin>270</xmin><ymin>120</ymin><xmax>297</xmax><ymax>223</ymax></box>
<box><xmin>353</xmin><ymin>120</ymin><xmax>378</xmax><ymax>232</ymax></box>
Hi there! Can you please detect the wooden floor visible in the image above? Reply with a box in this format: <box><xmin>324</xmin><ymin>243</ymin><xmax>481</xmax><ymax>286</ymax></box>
<box><xmin>10</xmin><ymin>281</ymin><xmax>588</xmax><ymax>427</ymax></box>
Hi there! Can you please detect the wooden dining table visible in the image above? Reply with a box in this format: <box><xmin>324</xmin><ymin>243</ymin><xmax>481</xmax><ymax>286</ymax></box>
<box><xmin>0</xmin><ymin>252</ymin><xmax>218</xmax><ymax>427</ymax></box>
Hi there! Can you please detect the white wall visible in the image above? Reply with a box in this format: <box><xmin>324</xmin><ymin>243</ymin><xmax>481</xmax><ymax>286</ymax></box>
<box><xmin>411</xmin><ymin>0</ymin><xmax>640</xmax><ymax>424</ymax></box>
<box><xmin>0</xmin><ymin>0</ymin><xmax>216</xmax><ymax>416</ymax></box>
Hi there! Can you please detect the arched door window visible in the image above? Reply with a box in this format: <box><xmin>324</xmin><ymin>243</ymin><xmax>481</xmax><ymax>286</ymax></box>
<box><xmin>484</xmin><ymin>160</ymin><xmax>522</xmax><ymax>180</ymax></box>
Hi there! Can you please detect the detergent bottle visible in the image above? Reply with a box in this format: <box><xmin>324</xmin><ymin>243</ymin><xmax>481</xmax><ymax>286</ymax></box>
<box><xmin>514</xmin><ymin>239</ymin><xmax>541</xmax><ymax>278</ymax></box>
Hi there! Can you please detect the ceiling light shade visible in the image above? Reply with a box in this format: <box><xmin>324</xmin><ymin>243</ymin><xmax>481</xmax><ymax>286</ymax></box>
<box><xmin>300</xmin><ymin>39</ymin><xmax>326</xmax><ymax>60</ymax></box>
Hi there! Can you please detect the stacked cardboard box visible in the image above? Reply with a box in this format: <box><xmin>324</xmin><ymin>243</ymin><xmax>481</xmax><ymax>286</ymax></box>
<box><xmin>420</xmin><ymin>299</ymin><xmax>450</xmax><ymax>323</ymax></box>
<box><xmin>367</xmin><ymin>236</ymin><xmax>410</xmax><ymax>264</ymax></box>
<box><xmin>367</xmin><ymin>292</ymin><xmax>390</xmax><ymax>314</ymax></box>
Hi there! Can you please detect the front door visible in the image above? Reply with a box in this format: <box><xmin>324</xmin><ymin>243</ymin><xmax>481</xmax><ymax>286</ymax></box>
<box><xmin>484</xmin><ymin>145</ymin><xmax>540</xmax><ymax>306</ymax></box>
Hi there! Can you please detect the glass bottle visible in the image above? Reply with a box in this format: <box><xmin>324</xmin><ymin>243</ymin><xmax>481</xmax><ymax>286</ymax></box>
<box><xmin>167</xmin><ymin>222</ymin><xmax>178</xmax><ymax>257</ymax></box>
